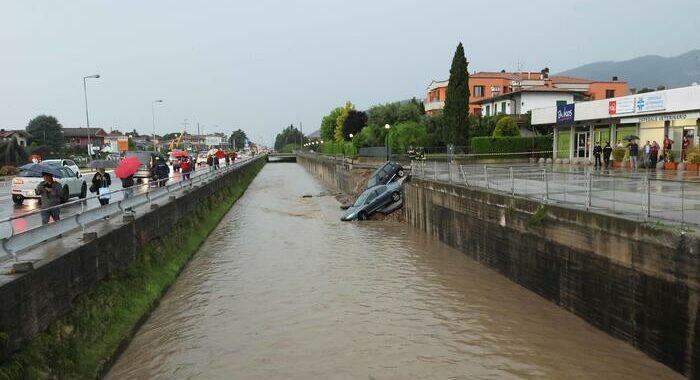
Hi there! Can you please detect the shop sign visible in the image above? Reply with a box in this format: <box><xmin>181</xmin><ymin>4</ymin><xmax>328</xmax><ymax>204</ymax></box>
<box><xmin>608</xmin><ymin>97</ymin><xmax>635</xmax><ymax>115</ymax></box>
<box><xmin>117</xmin><ymin>137</ymin><xmax>129</xmax><ymax>152</ymax></box>
<box><xmin>556</xmin><ymin>103</ymin><xmax>575</xmax><ymax>124</ymax></box>
<box><xmin>635</xmin><ymin>93</ymin><xmax>666</xmax><ymax>113</ymax></box>
<box><xmin>639</xmin><ymin>113</ymin><xmax>689</xmax><ymax>122</ymax></box>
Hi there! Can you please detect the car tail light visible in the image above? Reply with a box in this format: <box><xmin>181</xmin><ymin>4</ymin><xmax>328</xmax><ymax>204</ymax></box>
<box><xmin>13</xmin><ymin>178</ymin><xmax>24</xmax><ymax>185</ymax></box>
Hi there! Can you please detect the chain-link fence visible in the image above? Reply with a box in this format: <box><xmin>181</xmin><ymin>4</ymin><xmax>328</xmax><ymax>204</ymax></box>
<box><xmin>413</xmin><ymin>160</ymin><xmax>700</xmax><ymax>228</ymax></box>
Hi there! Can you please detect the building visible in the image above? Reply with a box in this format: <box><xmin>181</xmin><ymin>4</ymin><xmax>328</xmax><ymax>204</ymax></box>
<box><xmin>103</xmin><ymin>131</ymin><xmax>125</xmax><ymax>150</ymax></box>
<box><xmin>0</xmin><ymin>130</ymin><xmax>30</xmax><ymax>146</ymax></box>
<box><xmin>531</xmin><ymin>85</ymin><xmax>700</xmax><ymax>160</ymax></box>
<box><xmin>424</xmin><ymin>69</ymin><xmax>627</xmax><ymax>116</ymax></box>
<box><xmin>473</xmin><ymin>86</ymin><xmax>585</xmax><ymax>118</ymax></box>
<box><xmin>63</xmin><ymin>128</ymin><xmax>107</xmax><ymax>147</ymax></box>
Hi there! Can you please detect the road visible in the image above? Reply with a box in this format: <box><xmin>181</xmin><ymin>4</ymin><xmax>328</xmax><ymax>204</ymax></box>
<box><xmin>0</xmin><ymin>157</ymin><xmax>251</xmax><ymax>238</ymax></box>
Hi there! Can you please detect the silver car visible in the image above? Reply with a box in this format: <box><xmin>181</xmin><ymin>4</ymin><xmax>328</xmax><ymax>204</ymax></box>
<box><xmin>341</xmin><ymin>181</ymin><xmax>402</xmax><ymax>221</ymax></box>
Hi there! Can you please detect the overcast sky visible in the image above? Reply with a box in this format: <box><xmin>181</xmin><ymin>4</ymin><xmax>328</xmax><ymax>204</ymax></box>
<box><xmin>1</xmin><ymin>0</ymin><xmax>698</xmax><ymax>145</ymax></box>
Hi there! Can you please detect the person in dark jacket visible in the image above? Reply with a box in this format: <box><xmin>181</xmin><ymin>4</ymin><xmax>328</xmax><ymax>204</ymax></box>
<box><xmin>91</xmin><ymin>168</ymin><xmax>112</xmax><ymax>206</ymax></box>
<box><xmin>152</xmin><ymin>157</ymin><xmax>170</xmax><ymax>187</ymax></box>
<box><xmin>593</xmin><ymin>142</ymin><xmax>603</xmax><ymax>169</ymax></box>
<box><xmin>181</xmin><ymin>157</ymin><xmax>192</xmax><ymax>180</ymax></box>
<box><xmin>207</xmin><ymin>154</ymin><xmax>214</xmax><ymax>172</ymax></box>
<box><xmin>121</xmin><ymin>174</ymin><xmax>135</xmax><ymax>199</ymax></box>
<box><xmin>602</xmin><ymin>142</ymin><xmax>613</xmax><ymax>168</ymax></box>
<box><xmin>36</xmin><ymin>172</ymin><xmax>62</xmax><ymax>225</ymax></box>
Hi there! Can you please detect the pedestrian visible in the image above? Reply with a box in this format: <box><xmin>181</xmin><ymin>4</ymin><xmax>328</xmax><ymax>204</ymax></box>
<box><xmin>603</xmin><ymin>141</ymin><xmax>612</xmax><ymax>168</ymax></box>
<box><xmin>181</xmin><ymin>157</ymin><xmax>192</xmax><ymax>180</ymax></box>
<box><xmin>214</xmin><ymin>153</ymin><xmax>221</xmax><ymax>170</ymax></box>
<box><xmin>682</xmin><ymin>135</ymin><xmax>690</xmax><ymax>161</ymax></box>
<box><xmin>593</xmin><ymin>142</ymin><xmax>602</xmax><ymax>169</ymax></box>
<box><xmin>650</xmin><ymin>141</ymin><xmax>660</xmax><ymax>169</ymax></box>
<box><xmin>120</xmin><ymin>173</ymin><xmax>135</xmax><ymax>213</ymax></box>
<box><xmin>207</xmin><ymin>154</ymin><xmax>214</xmax><ymax>172</ymax></box>
<box><xmin>153</xmin><ymin>157</ymin><xmax>170</xmax><ymax>187</ymax></box>
<box><xmin>628</xmin><ymin>139</ymin><xmax>639</xmax><ymax>169</ymax></box>
<box><xmin>225</xmin><ymin>154</ymin><xmax>230</xmax><ymax>167</ymax></box>
<box><xmin>663</xmin><ymin>135</ymin><xmax>673</xmax><ymax>161</ymax></box>
<box><xmin>643</xmin><ymin>141</ymin><xmax>651</xmax><ymax>168</ymax></box>
<box><xmin>36</xmin><ymin>172</ymin><xmax>62</xmax><ymax>225</ymax></box>
<box><xmin>91</xmin><ymin>167</ymin><xmax>112</xmax><ymax>206</ymax></box>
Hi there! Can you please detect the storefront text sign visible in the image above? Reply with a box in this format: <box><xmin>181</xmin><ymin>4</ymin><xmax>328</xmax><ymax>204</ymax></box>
<box><xmin>556</xmin><ymin>104</ymin><xmax>575</xmax><ymax>124</ymax></box>
<box><xmin>635</xmin><ymin>93</ymin><xmax>666</xmax><ymax>113</ymax></box>
<box><xmin>608</xmin><ymin>98</ymin><xmax>635</xmax><ymax>115</ymax></box>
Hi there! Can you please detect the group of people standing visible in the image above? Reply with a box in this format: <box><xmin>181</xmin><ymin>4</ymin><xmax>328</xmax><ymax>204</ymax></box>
<box><xmin>591</xmin><ymin>134</ymin><xmax>684</xmax><ymax>169</ymax></box>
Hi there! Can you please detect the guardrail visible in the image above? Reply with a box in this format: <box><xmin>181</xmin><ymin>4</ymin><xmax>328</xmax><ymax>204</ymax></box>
<box><xmin>413</xmin><ymin>160</ymin><xmax>700</xmax><ymax>229</ymax></box>
<box><xmin>0</xmin><ymin>156</ymin><xmax>260</xmax><ymax>261</ymax></box>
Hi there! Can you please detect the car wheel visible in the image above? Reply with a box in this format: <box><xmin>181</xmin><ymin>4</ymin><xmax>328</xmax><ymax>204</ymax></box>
<box><xmin>61</xmin><ymin>186</ymin><xmax>69</xmax><ymax>204</ymax></box>
<box><xmin>12</xmin><ymin>195</ymin><xmax>24</xmax><ymax>205</ymax></box>
<box><xmin>358</xmin><ymin>211</ymin><xmax>368</xmax><ymax>221</ymax></box>
<box><xmin>391</xmin><ymin>191</ymin><xmax>401</xmax><ymax>202</ymax></box>
<box><xmin>79</xmin><ymin>182</ymin><xmax>87</xmax><ymax>199</ymax></box>
<box><xmin>397</xmin><ymin>169</ymin><xmax>405</xmax><ymax>177</ymax></box>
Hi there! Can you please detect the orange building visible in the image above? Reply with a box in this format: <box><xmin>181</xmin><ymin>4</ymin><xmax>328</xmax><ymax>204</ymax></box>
<box><xmin>424</xmin><ymin>69</ymin><xmax>627</xmax><ymax>116</ymax></box>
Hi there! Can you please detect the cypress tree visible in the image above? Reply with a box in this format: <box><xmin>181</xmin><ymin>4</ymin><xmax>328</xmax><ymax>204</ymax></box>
<box><xmin>443</xmin><ymin>42</ymin><xmax>470</xmax><ymax>145</ymax></box>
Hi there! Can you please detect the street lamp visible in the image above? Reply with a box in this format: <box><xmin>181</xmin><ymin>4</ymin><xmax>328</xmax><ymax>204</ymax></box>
<box><xmin>151</xmin><ymin>99</ymin><xmax>163</xmax><ymax>151</ymax></box>
<box><xmin>83</xmin><ymin>74</ymin><xmax>100</xmax><ymax>161</ymax></box>
<box><xmin>385</xmin><ymin>124</ymin><xmax>391</xmax><ymax>160</ymax></box>
<box><xmin>349</xmin><ymin>133</ymin><xmax>354</xmax><ymax>138</ymax></box>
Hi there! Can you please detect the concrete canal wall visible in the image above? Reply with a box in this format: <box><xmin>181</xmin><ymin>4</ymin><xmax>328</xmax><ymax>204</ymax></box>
<box><xmin>404</xmin><ymin>178</ymin><xmax>700</xmax><ymax>379</ymax></box>
<box><xmin>0</xmin><ymin>157</ymin><xmax>265</xmax><ymax>378</ymax></box>
<box><xmin>297</xmin><ymin>153</ymin><xmax>373</xmax><ymax>196</ymax></box>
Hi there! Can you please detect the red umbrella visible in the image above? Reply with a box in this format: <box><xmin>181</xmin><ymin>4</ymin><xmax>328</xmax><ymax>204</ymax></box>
<box><xmin>215</xmin><ymin>150</ymin><xmax>226</xmax><ymax>159</ymax></box>
<box><xmin>115</xmin><ymin>156</ymin><xmax>141</xmax><ymax>178</ymax></box>
<box><xmin>171</xmin><ymin>150</ymin><xmax>189</xmax><ymax>158</ymax></box>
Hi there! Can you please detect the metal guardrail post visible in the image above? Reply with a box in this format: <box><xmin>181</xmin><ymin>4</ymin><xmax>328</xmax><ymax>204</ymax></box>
<box><xmin>682</xmin><ymin>180</ymin><xmax>685</xmax><ymax>226</ymax></box>
<box><xmin>646</xmin><ymin>176</ymin><xmax>651</xmax><ymax>218</ymax></box>
<box><xmin>433</xmin><ymin>161</ymin><xmax>437</xmax><ymax>181</ymax></box>
<box><xmin>586</xmin><ymin>172</ymin><xmax>592</xmax><ymax>209</ymax></box>
<box><xmin>484</xmin><ymin>166</ymin><xmax>489</xmax><ymax>190</ymax></box>
<box><xmin>460</xmin><ymin>165</ymin><xmax>468</xmax><ymax>187</ymax></box>
<box><xmin>509</xmin><ymin>167</ymin><xmax>514</xmax><ymax>196</ymax></box>
<box><xmin>543</xmin><ymin>168</ymin><xmax>548</xmax><ymax>202</ymax></box>
<box><xmin>448</xmin><ymin>162</ymin><xmax>452</xmax><ymax>184</ymax></box>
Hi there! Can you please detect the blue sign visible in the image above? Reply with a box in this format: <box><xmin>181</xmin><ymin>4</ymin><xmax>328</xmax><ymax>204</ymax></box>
<box><xmin>556</xmin><ymin>104</ymin><xmax>575</xmax><ymax>124</ymax></box>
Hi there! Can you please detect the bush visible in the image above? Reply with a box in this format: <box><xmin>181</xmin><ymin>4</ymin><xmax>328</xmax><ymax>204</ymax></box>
<box><xmin>319</xmin><ymin>142</ymin><xmax>357</xmax><ymax>157</ymax></box>
<box><xmin>470</xmin><ymin>135</ymin><xmax>552</xmax><ymax>159</ymax></box>
<box><xmin>612</xmin><ymin>146</ymin><xmax>625</xmax><ymax>161</ymax></box>
<box><xmin>0</xmin><ymin>165</ymin><xmax>19</xmax><ymax>176</ymax></box>
<box><xmin>687</xmin><ymin>147</ymin><xmax>700</xmax><ymax>164</ymax></box>
<box><xmin>492</xmin><ymin>116</ymin><xmax>520</xmax><ymax>137</ymax></box>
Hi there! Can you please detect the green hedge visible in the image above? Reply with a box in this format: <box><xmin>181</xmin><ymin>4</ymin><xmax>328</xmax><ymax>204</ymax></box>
<box><xmin>319</xmin><ymin>142</ymin><xmax>357</xmax><ymax>157</ymax></box>
<box><xmin>470</xmin><ymin>135</ymin><xmax>553</xmax><ymax>159</ymax></box>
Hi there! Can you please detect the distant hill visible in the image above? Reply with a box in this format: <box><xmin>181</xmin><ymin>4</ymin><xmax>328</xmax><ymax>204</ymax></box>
<box><xmin>558</xmin><ymin>50</ymin><xmax>700</xmax><ymax>90</ymax></box>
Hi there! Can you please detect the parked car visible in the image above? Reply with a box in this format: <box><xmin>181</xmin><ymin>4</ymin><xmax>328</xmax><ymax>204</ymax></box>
<box><xmin>11</xmin><ymin>166</ymin><xmax>87</xmax><ymax>205</ymax></box>
<box><xmin>367</xmin><ymin>161</ymin><xmax>404</xmax><ymax>189</ymax></box>
<box><xmin>106</xmin><ymin>153</ymin><xmax>121</xmax><ymax>161</ymax></box>
<box><xmin>196</xmin><ymin>152</ymin><xmax>208</xmax><ymax>167</ymax></box>
<box><xmin>42</xmin><ymin>159</ymin><xmax>81</xmax><ymax>177</ymax></box>
<box><xmin>341</xmin><ymin>182</ymin><xmax>402</xmax><ymax>221</ymax></box>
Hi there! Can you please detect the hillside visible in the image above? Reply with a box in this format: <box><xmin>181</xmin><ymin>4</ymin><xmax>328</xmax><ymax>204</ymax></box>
<box><xmin>558</xmin><ymin>50</ymin><xmax>700</xmax><ymax>90</ymax></box>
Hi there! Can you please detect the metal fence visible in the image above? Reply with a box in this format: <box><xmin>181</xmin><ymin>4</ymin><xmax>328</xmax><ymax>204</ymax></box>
<box><xmin>0</xmin><ymin>156</ymin><xmax>258</xmax><ymax>261</ymax></box>
<box><xmin>413</xmin><ymin>160</ymin><xmax>700</xmax><ymax>228</ymax></box>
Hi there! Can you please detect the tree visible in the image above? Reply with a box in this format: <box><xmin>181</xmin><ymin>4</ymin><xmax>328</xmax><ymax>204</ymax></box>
<box><xmin>335</xmin><ymin>101</ymin><xmax>354</xmax><ymax>142</ymax></box>
<box><xmin>443</xmin><ymin>42</ymin><xmax>470</xmax><ymax>145</ymax></box>
<box><xmin>26</xmin><ymin>115</ymin><xmax>64</xmax><ymax>152</ymax></box>
<box><xmin>128</xmin><ymin>137</ymin><xmax>137</xmax><ymax>151</ymax></box>
<box><xmin>492</xmin><ymin>116</ymin><xmax>521</xmax><ymax>137</ymax></box>
<box><xmin>342</xmin><ymin>110</ymin><xmax>367</xmax><ymax>140</ymax></box>
<box><xmin>320</xmin><ymin>107</ymin><xmax>343</xmax><ymax>142</ymax></box>
<box><xmin>274</xmin><ymin>124</ymin><xmax>303</xmax><ymax>151</ymax></box>
<box><xmin>0</xmin><ymin>137</ymin><xmax>29</xmax><ymax>166</ymax></box>
<box><xmin>229</xmin><ymin>129</ymin><xmax>248</xmax><ymax>150</ymax></box>
<box><xmin>388</xmin><ymin>121</ymin><xmax>428</xmax><ymax>152</ymax></box>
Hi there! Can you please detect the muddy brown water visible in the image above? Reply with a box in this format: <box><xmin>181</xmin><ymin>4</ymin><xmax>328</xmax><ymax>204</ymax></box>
<box><xmin>106</xmin><ymin>163</ymin><xmax>682</xmax><ymax>380</ymax></box>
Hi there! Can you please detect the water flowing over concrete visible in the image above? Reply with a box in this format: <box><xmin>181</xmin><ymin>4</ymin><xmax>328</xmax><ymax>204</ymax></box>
<box><xmin>107</xmin><ymin>163</ymin><xmax>682</xmax><ymax>380</ymax></box>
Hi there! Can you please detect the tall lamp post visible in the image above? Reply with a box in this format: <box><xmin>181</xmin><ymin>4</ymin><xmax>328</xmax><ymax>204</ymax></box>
<box><xmin>151</xmin><ymin>99</ymin><xmax>163</xmax><ymax>151</ymax></box>
<box><xmin>83</xmin><ymin>74</ymin><xmax>100</xmax><ymax>161</ymax></box>
<box><xmin>385</xmin><ymin>124</ymin><xmax>391</xmax><ymax>160</ymax></box>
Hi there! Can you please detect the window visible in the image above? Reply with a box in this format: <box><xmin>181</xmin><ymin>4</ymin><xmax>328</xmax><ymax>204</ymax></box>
<box><xmin>556</xmin><ymin>100</ymin><xmax>567</xmax><ymax>108</ymax></box>
<box><xmin>501</xmin><ymin>102</ymin><xmax>506</xmax><ymax>114</ymax></box>
<box><xmin>485</xmin><ymin>105</ymin><xmax>491</xmax><ymax>116</ymax></box>
<box><xmin>503</xmin><ymin>86</ymin><xmax>508</xmax><ymax>94</ymax></box>
<box><xmin>473</xmin><ymin>85</ymin><xmax>484</xmax><ymax>97</ymax></box>
<box><xmin>605</xmin><ymin>89</ymin><xmax>615</xmax><ymax>99</ymax></box>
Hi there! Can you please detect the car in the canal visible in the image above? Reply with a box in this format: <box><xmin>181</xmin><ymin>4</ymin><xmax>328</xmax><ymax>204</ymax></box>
<box><xmin>11</xmin><ymin>166</ymin><xmax>87</xmax><ymax>205</ymax></box>
<box><xmin>341</xmin><ymin>181</ymin><xmax>402</xmax><ymax>221</ymax></box>
<box><xmin>367</xmin><ymin>161</ymin><xmax>405</xmax><ymax>189</ymax></box>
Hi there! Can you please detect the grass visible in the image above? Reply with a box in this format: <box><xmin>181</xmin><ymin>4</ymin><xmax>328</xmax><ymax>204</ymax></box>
<box><xmin>0</xmin><ymin>159</ymin><xmax>265</xmax><ymax>380</ymax></box>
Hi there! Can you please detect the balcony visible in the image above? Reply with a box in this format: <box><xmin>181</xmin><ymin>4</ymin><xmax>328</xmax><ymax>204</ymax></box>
<box><xmin>424</xmin><ymin>100</ymin><xmax>444</xmax><ymax>112</ymax></box>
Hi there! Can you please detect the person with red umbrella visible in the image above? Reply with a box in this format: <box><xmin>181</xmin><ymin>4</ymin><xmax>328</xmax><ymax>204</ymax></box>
<box><xmin>116</xmin><ymin>156</ymin><xmax>140</xmax><ymax>202</ymax></box>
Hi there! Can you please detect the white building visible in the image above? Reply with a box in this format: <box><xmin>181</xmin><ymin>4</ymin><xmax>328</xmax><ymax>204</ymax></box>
<box><xmin>473</xmin><ymin>86</ymin><xmax>584</xmax><ymax>117</ymax></box>
<box><xmin>531</xmin><ymin>85</ymin><xmax>700</xmax><ymax>160</ymax></box>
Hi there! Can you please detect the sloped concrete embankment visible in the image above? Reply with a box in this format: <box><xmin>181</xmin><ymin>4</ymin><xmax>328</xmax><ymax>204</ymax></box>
<box><xmin>404</xmin><ymin>178</ymin><xmax>700</xmax><ymax>379</ymax></box>
<box><xmin>0</xmin><ymin>157</ymin><xmax>265</xmax><ymax>379</ymax></box>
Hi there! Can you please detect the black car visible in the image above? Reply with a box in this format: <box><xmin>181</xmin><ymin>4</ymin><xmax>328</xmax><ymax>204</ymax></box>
<box><xmin>367</xmin><ymin>161</ymin><xmax>404</xmax><ymax>189</ymax></box>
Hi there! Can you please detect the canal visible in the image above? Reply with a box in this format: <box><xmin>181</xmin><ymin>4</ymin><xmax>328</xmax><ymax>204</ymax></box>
<box><xmin>107</xmin><ymin>163</ymin><xmax>682</xmax><ymax>380</ymax></box>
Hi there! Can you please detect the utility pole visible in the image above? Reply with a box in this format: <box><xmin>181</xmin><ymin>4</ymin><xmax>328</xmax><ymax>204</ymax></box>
<box><xmin>197</xmin><ymin>122</ymin><xmax>201</xmax><ymax>151</ymax></box>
